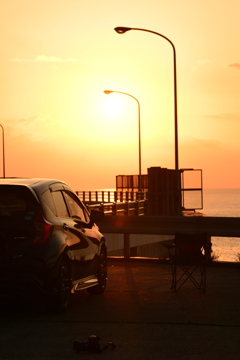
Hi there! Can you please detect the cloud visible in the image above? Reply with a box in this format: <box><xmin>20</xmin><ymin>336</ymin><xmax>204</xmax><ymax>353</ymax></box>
<box><xmin>229</xmin><ymin>62</ymin><xmax>240</xmax><ymax>70</ymax></box>
<box><xmin>197</xmin><ymin>60</ymin><xmax>211</xmax><ymax>65</ymax></box>
<box><xmin>191</xmin><ymin>59</ymin><xmax>211</xmax><ymax>71</ymax></box>
<box><xmin>7</xmin><ymin>114</ymin><xmax>70</xmax><ymax>141</ymax></box>
<box><xmin>181</xmin><ymin>136</ymin><xmax>220</xmax><ymax>149</ymax></box>
<box><xmin>204</xmin><ymin>113</ymin><xmax>240</xmax><ymax>121</ymax></box>
<box><xmin>10</xmin><ymin>55</ymin><xmax>78</xmax><ymax>63</ymax></box>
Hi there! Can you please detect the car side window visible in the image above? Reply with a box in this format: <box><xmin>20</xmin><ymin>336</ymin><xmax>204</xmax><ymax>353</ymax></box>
<box><xmin>64</xmin><ymin>191</ymin><xmax>86</xmax><ymax>221</ymax></box>
<box><xmin>51</xmin><ymin>191</ymin><xmax>69</xmax><ymax>217</ymax></box>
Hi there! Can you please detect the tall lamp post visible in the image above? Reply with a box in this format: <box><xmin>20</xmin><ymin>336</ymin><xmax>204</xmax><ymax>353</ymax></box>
<box><xmin>114</xmin><ymin>26</ymin><xmax>181</xmax><ymax>213</ymax></box>
<box><xmin>114</xmin><ymin>26</ymin><xmax>178</xmax><ymax>172</ymax></box>
<box><xmin>0</xmin><ymin>124</ymin><xmax>5</xmax><ymax>178</ymax></box>
<box><xmin>104</xmin><ymin>90</ymin><xmax>142</xmax><ymax>192</ymax></box>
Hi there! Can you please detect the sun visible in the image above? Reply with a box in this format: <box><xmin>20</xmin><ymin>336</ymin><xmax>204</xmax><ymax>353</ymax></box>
<box><xmin>103</xmin><ymin>96</ymin><xmax>122</xmax><ymax>116</ymax></box>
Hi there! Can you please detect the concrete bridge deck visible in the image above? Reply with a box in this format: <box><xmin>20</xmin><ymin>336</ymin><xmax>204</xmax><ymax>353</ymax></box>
<box><xmin>0</xmin><ymin>260</ymin><xmax>239</xmax><ymax>359</ymax></box>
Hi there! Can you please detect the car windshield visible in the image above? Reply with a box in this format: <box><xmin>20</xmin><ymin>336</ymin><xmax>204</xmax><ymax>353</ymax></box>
<box><xmin>0</xmin><ymin>185</ymin><xmax>40</xmax><ymax>218</ymax></box>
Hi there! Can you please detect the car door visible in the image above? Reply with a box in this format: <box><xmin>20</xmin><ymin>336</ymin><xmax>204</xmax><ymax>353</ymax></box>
<box><xmin>57</xmin><ymin>187</ymin><xmax>98</xmax><ymax>280</ymax></box>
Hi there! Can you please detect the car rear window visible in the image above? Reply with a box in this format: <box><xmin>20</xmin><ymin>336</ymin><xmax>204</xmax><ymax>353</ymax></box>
<box><xmin>0</xmin><ymin>185</ymin><xmax>40</xmax><ymax>217</ymax></box>
<box><xmin>41</xmin><ymin>189</ymin><xmax>58</xmax><ymax>217</ymax></box>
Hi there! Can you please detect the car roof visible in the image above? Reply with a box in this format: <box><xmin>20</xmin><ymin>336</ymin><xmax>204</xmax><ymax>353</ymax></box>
<box><xmin>0</xmin><ymin>178</ymin><xmax>69</xmax><ymax>193</ymax></box>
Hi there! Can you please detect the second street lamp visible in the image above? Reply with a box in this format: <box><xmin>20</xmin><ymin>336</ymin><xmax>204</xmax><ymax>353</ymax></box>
<box><xmin>104</xmin><ymin>90</ymin><xmax>142</xmax><ymax>192</ymax></box>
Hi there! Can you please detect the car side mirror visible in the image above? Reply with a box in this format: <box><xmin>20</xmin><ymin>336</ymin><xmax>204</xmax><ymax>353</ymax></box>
<box><xmin>90</xmin><ymin>209</ymin><xmax>104</xmax><ymax>224</ymax></box>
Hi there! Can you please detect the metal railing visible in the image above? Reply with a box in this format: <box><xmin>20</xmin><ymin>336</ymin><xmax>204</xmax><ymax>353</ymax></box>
<box><xmin>181</xmin><ymin>169</ymin><xmax>203</xmax><ymax>210</ymax></box>
<box><xmin>76</xmin><ymin>190</ymin><xmax>147</xmax><ymax>203</ymax></box>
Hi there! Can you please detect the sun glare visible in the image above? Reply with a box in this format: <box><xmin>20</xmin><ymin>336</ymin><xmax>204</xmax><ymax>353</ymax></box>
<box><xmin>103</xmin><ymin>97</ymin><xmax>122</xmax><ymax>116</ymax></box>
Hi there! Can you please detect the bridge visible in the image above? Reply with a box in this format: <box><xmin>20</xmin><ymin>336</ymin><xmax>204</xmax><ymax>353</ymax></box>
<box><xmin>77</xmin><ymin>190</ymin><xmax>240</xmax><ymax>261</ymax></box>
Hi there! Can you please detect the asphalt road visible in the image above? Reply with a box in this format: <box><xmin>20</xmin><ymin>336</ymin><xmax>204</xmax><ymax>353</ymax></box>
<box><xmin>0</xmin><ymin>260</ymin><xmax>239</xmax><ymax>360</ymax></box>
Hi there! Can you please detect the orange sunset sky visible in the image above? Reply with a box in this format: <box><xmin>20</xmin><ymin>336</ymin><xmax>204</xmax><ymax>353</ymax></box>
<box><xmin>0</xmin><ymin>0</ymin><xmax>240</xmax><ymax>191</ymax></box>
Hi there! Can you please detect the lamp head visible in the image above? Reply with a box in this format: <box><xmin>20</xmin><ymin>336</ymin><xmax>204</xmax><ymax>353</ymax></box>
<box><xmin>114</xmin><ymin>27</ymin><xmax>132</xmax><ymax>34</ymax></box>
<box><xmin>104</xmin><ymin>90</ymin><xmax>113</xmax><ymax>95</ymax></box>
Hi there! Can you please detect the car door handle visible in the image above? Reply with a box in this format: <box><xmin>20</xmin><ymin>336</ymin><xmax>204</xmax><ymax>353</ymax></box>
<box><xmin>63</xmin><ymin>223</ymin><xmax>69</xmax><ymax>231</ymax></box>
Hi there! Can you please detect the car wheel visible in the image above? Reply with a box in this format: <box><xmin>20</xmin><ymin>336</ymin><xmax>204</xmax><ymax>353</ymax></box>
<box><xmin>47</xmin><ymin>260</ymin><xmax>70</xmax><ymax>313</ymax></box>
<box><xmin>87</xmin><ymin>250</ymin><xmax>107</xmax><ymax>295</ymax></box>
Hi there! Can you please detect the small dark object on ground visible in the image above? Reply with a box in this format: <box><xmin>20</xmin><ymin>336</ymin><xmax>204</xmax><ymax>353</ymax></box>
<box><xmin>73</xmin><ymin>335</ymin><xmax>116</xmax><ymax>354</ymax></box>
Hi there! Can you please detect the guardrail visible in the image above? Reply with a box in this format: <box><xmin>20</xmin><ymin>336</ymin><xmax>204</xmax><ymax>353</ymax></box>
<box><xmin>99</xmin><ymin>215</ymin><xmax>240</xmax><ymax>237</ymax></box>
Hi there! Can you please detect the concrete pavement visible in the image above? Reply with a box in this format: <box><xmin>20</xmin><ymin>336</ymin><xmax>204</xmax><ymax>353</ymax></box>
<box><xmin>0</xmin><ymin>259</ymin><xmax>239</xmax><ymax>359</ymax></box>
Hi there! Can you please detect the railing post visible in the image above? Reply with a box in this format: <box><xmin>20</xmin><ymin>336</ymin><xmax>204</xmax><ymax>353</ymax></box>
<box><xmin>124</xmin><ymin>233</ymin><xmax>130</xmax><ymax>259</ymax></box>
<box><xmin>126</xmin><ymin>201</ymin><xmax>130</xmax><ymax>215</ymax></box>
<box><xmin>120</xmin><ymin>192</ymin><xmax>123</xmax><ymax>202</ymax></box>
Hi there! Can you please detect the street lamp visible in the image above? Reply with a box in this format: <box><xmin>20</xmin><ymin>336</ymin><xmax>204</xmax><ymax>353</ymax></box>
<box><xmin>0</xmin><ymin>124</ymin><xmax>5</xmax><ymax>178</ymax></box>
<box><xmin>104</xmin><ymin>90</ymin><xmax>142</xmax><ymax>192</ymax></box>
<box><xmin>114</xmin><ymin>26</ymin><xmax>179</xmax><ymax>172</ymax></box>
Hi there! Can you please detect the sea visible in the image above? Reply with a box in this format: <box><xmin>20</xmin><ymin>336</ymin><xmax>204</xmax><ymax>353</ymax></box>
<box><xmin>196</xmin><ymin>188</ymin><xmax>240</xmax><ymax>263</ymax></box>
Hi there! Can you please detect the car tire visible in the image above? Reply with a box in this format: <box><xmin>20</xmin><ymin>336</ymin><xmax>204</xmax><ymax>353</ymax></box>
<box><xmin>87</xmin><ymin>250</ymin><xmax>107</xmax><ymax>295</ymax></box>
<box><xmin>47</xmin><ymin>260</ymin><xmax>70</xmax><ymax>313</ymax></box>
